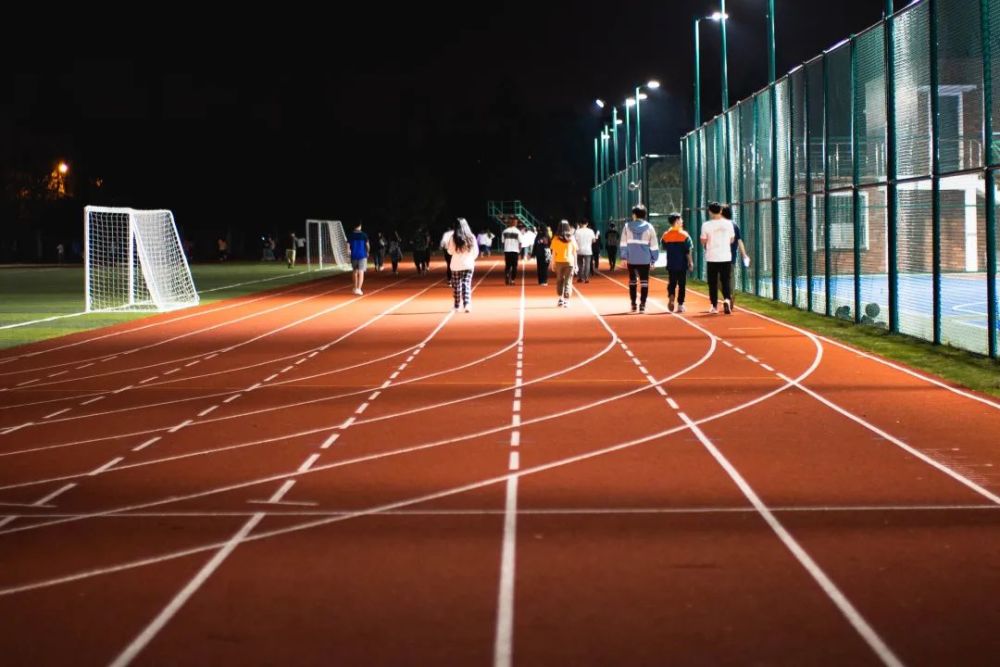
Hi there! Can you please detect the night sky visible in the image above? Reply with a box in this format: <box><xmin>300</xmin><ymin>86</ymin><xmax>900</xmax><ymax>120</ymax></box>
<box><xmin>2</xmin><ymin>1</ymin><xmax>887</xmax><ymax>253</ymax></box>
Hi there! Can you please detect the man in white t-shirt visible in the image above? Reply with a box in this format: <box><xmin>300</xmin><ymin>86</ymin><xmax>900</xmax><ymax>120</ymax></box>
<box><xmin>700</xmin><ymin>202</ymin><xmax>736</xmax><ymax>315</ymax></box>
<box><xmin>574</xmin><ymin>220</ymin><xmax>596</xmax><ymax>283</ymax></box>
<box><xmin>501</xmin><ymin>218</ymin><xmax>523</xmax><ymax>285</ymax></box>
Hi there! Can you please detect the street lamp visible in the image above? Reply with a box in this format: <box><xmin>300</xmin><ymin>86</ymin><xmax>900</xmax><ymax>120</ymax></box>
<box><xmin>595</xmin><ymin>98</ymin><xmax>606</xmax><ymax>109</ymax></box>
<box><xmin>692</xmin><ymin>9</ymin><xmax>729</xmax><ymax>127</ymax></box>
<box><xmin>57</xmin><ymin>161</ymin><xmax>69</xmax><ymax>175</ymax></box>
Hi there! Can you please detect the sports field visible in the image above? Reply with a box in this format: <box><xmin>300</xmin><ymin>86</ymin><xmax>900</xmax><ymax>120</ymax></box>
<box><xmin>2</xmin><ymin>259</ymin><xmax>1000</xmax><ymax>665</ymax></box>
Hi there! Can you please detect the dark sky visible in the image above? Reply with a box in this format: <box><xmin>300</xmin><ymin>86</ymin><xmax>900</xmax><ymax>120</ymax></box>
<box><xmin>2</xmin><ymin>1</ymin><xmax>888</xmax><ymax>237</ymax></box>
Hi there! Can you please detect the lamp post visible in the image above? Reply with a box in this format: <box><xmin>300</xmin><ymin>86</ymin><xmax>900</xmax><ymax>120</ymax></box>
<box><xmin>692</xmin><ymin>11</ymin><xmax>729</xmax><ymax>127</ymax></box>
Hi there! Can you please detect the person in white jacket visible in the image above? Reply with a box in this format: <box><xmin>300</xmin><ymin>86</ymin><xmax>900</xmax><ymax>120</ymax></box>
<box><xmin>446</xmin><ymin>218</ymin><xmax>480</xmax><ymax>312</ymax></box>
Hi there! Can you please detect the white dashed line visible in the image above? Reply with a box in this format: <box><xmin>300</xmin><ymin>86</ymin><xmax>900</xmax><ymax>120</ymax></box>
<box><xmin>508</xmin><ymin>451</ymin><xmax>520</xmax><ymax>471</ymax></box>
<box><xmin>163</xmin><ymin>368</ymin><xmax>180</xmax><ymax>376</ymax></box>
<box><xmin>320</xmin><ymin>433</ymin><xmax>341</xmax><ymax>449</ymax></box>
<box><xmin>139</xmin><ymin>377</ymin><xmax>158</xmax><ymax>385</ymax></box>
<box><xmin>341</xmin><ymin>417</ymin><xmax>356</xmax><ymax>429</ymax></box>
<box><xmin>380</xmin><ymin>380</ymin><xmax>392</xmax><ymax>389</ymax></box>
<box><xmin>355</xmin><ymin>403</ymin><xmax>369</xmax><ymax>415</ymax></box>
<box><xmin>1</xmin><ymin>422</ymin><xmax>33</xmax><ymax>435</ymax></box>
<box><xmin>246</xmin><ymin>383</ymin><xmax>262</xmax><ymax>392</ymax></box>
<box><xmin>298</xmin><ymin>453</ymin><xmax>321</xmax><ymax>472</ymax></box>
<box><xmin>510</xmin><ymin>432</ymin><xmax>521</xmax><ymax>447</ymax></box>
<box><xmin>667</xmin><ymin>398</ymin><xmax>680</xmax><ymax>410</ymax></box>
<box><xmin>308</xmin><ymin>352</ymin><xmax>319</xmax><ymax>359</ymax></box>
<box><xmin>747</xmin><ymin>355</ymin><xmax>761</xmax><ymax>364</ymax></box>
<box><xmin>113</xmin><ymin>385</ymin><xmax>134</xmax><ymax>394</ymax></box>
<box><xmin>44</xmin><ymin>408</ymin><xmax>71</xmax><ymax>420</ymax></box>
<box><xmin>638</xmin><ymin>366</ymin><xmax>649</xmax><ymax>375</ymax></box>
<box><xmin>132</xmin><ymin>436</ymin><xmax>162</xmax><ymax>452</ymax></box>
<box><xmin>75</xmin><ymin>363</ymin><xmax>94</xmax><ymax>370</ymax></box>
<box><xmin>198</xmin><ymin>406</ymin><xmax>219</xmax><ymax>418</ymax></box>
<box><xmin>264</xmin><ymin>374</ymin><xmax>279</xmax><ymax>383</ymax></box>
<box><xmin>168</xmin><ymin>419</ymin><xmax>193</xmax><ymax>433</ymax></box>
<box><xmin>512</xmin><ymin>400</ymin><xmax>521</xmax><ymax>413</ymax></box>
<box><xmin>389</xmin><ymin>372</ymin><xmax>400</xmax><ymax>380</ymax></box>
<box><xmin>16</xmin><ymin>379</ymin><xmax>39</xmax><ymax>387</ymax></box>
<box><xmin>47</xmin><ymin>371</ymin><xmax>68</xmax><ymax>378</ymax></box>
<box><xmin>514</xmin><ymin>388</ymin><xmax>522</xmax><ymax>399</ymax></box>
<box><xmin>35</xmin><ymin>483</ymin><xmax>76</xmax><ymax>506</ymax></box>
<box><xmin>295</xmin><ymin>358</ymin><xmax>308</xmax><ymax>365</ymax></box>
<box><xmin>80</xmin><ymin>396</ymin><xmax>106</xmax><ymax>406</ymax></box>
<box><xmin>281</xmin><ymin>366</ymin><xmax>294</xmax><ymax>373</ymax></box>
<box><xmin>204</xmin><ymin>354</ymin><xmax>219</xmax><ymax>361</ymax></box>
<box><xmin>761</xmin><ymin>364</ymin><xmax>776</xmax><ymax>372</ymax></box>
<box><xmin>223</xmin><ymin>394</ymin><xmax>242</xmax><ymax>404</ymax></box>
<box><xmin>89</xmin><ymin>457</ymin><xmax>123</xmax><ymax>476</ymax></box>
<box><xmin>733</xmin><ymin>347</ymin><xmax>746</xmax><ymax>355</ymax></box>
<box><xmin>185</xmin><ymin>361</ymin><xmax>200</xmax><ymax>367</ymax></box>
<box><xmin>368</xmin><ymin>391</ymin><xmax>381</xmax><ymax>401</ymax></box>
<box><xmin>654</xmin><ymin>386</ymin><xmax>668</xmax><ymax>396</ymax></box>
<box><xmin>511</xmin><ymin>415</ymin><xmax>521</xmax><ymax>427</ymax></box>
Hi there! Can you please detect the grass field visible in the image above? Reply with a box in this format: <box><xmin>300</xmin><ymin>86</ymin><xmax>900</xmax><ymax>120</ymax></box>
<box><xmin>0</xmin><ymin>262</ymin><xmax>342</xmax><ymax>349</ymax></box>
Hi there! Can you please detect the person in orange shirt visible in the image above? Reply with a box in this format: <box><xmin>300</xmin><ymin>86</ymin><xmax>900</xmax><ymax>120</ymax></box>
<box><xmin>549</xmin><ymin>220</ymin><xmax>579</xmax><ymax>308</ymax></box>
<box><xmin>660</xmin><ymin>213</ymin><xmax>694</xmax><ymax>313</ymax></box>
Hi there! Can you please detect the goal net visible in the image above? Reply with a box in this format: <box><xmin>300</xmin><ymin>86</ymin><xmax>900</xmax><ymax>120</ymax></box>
<box><xmin>305</xmin><ymin>219</ymin><xmax>350</xmax><ymax>271</ymax></box>
<box><xmin>84</xmin><ymin>206</ymin><xmax>199</xmax><ymax>312</ymax></box>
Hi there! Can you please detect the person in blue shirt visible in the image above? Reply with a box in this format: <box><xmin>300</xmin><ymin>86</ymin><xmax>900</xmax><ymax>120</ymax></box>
<box><xmin>347</xmin><ymin>222</ymin><xmax>370</xmax><ymax>295</ymax></box>
<box><xmin>620</xmin><ymin>204</ymin><xmax>659</xmax><ymax>313</ymax></box>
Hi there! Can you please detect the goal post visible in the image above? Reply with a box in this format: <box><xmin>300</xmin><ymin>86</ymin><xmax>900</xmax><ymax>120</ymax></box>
<box><xmin>84</xmin><ymin>206</ymin><xmax>199</xmax><ymax>312</ymax></box>
<box><xmin>305</xmin><ymin>219</ymin><xmax>350</xmax><ymax>271</ymax></box>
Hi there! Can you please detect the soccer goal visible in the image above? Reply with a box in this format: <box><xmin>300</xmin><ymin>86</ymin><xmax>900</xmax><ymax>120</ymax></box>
<box><xmin>84</xmin><ymin>206</ymin><xmax>199</xmax><ymax>312</ymax></box>
<box><xmin>305</xmin><ymin>219</ymin><xmax>350</xmax><ymax>271</ymax></box>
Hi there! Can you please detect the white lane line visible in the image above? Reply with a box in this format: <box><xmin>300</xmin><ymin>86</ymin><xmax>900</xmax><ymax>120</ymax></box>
<box><xmin>666</xmin><ymin>398</ymin><xmax>680</xmax><ymax>410</ymax></box>
<box><xmin>132</xmin><ymin>437</ymin><xmax>162</xmax><ymax>453</ymax></box>
<box><xmin>298</xmin><ymin>454</ymin><xmax>321</xmax><ymax>473</ymax></box>
<box><xmin>341</xmin><ymin>417</ymin><xmax>356</xmax><ymax>429</ymax></box>
<box><xmin>677</xmin><ymin>411</ymin><xmax>904</xmax><ymax>667</ymax></box>
<box><xmin>511</xmin><ymin>415</ymin><xmax>521</xmax><ymax>427</ymax></box>
<box><xmin>406</xmin><ymin>356</ymin><xmax>416</xmax><ymax>363</ymax></box>
<box><xmin>399</xmin><ymin>363</ymin><xmax>408</xmax><ymax>371</ymax></box>
<box><xmin>654</xmin><ymin>386</ymin><xmax>668</xmax><ymax>397</ymax></box>
<box><xmin>295</xmin><ymin>358</ymin><xmax>308</xmax><ymax>365</ymax></box>
<box><xmin>368</xmin><ymin>391</ymin><xmax>381</xmax><ymax>401</ymax></box>
<box><xmin>204</xmin><ymin>354</ymin><xmax>219</xmax><ymax>361</ymax></box>
<box><xmin>47</xmin><ymin>371</ymin><xmax>68</xmax><ymax>378</ymax></box>
<box><xmin>514</xmin><ymin>388</ymin><xmax>522</xmax><ymax>399</ymax></box>
<box><xmin>185</xmin><ymin>361</ymin><xmax>200</xmax><ymax>368</ymax></box>
<box><xmin>631</xmin><ymin>357</ymin><xmax>642</xmax><ymax>366</ymax></box>
<box><xmin>163</xmin><ymin>368</ymin><xmax>180</xmax><ymax>376</ymax></box>
<box><xmin>80</xmin><ymin>396</ymin><xmax>105</xmax><ymax>406</ymax></box>
<box><xmin>246</xmin><ymin>383</ymin><xmax>262</xmax><ymax>392</ymax></box>
<box><xmin>138</xmin><ymin>377</ymin><xmax>158</xmax><ymax>385</ymax></box>
<box><xmin>512</xmin><ymin>400</ymin><xmax>521</xmax><ymax>413</ymax></box>
<box><xmin>320</xmin><ymin>433</ymin><xmax>341</xmax><ymax>449</ymax></box>
<box><xmin>355</xmin><ymin>403</ymin><xmax>369</xmax><ymax>415</ymax></box>
<box><xmin>264</xmin><ymin>374</ymin><xmax>279</xmax><ymax>383</ymax></box>
<box><xmin>102</xmin><ymin>356</ymin><xmax>119</xmax><ymax>363</ymax></box>
<box><xmin>247</xmin><ymin>499</ymin><xmax>318</xmax><ymax>508</ymax></box>
<box><xmin>0</xmin><ymin>517</ymin><xmax>18</xmax><ymax>529</ymax></box>
<box><xmin>35</xmin><ymin>483</ymin><xmax>76</xmax><ymax>506</ymax></box>
<box><xmin>493</xmin><ymin>475</ymin><xmax>518</xmax><ymax>667</ymax></box>
<box><xmin>113</xmin><ymin>385</ymin><xmax>134</xmax><ymax>394</ymax></box>
<box><xmin>1</xmin><ymin>422</ymin><xmax>34</xmax><ymax>435</ymax></box>
<box><xmin>223</xmin><ymin>394</ymin><xmax>242</xmax><ymax>404</ymax></box>
<box><xmin>168</xmin><ymin>420</ymin><xmax>193</xmax><ymax>434</ymax></box>
<box><xmin>380</xmin><ymin>380</ymin><xmax>392</xmax><ymax>389</ymax></box>
<box><xmin>746</xmin><ymin>355</ymin><xmax>761</xmax><ymax>363</ymax></box>
<box><xmin>269</xmin><ymin>480</ymin><xmax>296</xmax><ymax>503</ymax></box>
<box><xmin>308</xmin><ymin>352</ymin><xmax>319</xmax><ymax>359</ymax></box>
<box><xmin>16</xmin><ymin>379</ymin><xmax>39</xmax><ymax>387</ymax></box>
<box><xmin>625</xmin><ymin>350</ymin><xmax>635</xmax><ymax>358</ymax></box>
<box><xmin>76</xmin><ymin>363</ymin><xmax>94</xmax><ymax>370</ymax></box>
<box><xmin>761</xmin><ymin>364</ymin><xmax>776</xmax><ymax>372</ymax></box>
<box><xmin>722</xmin><ymin>340</ymin><xmax>734</xmax><ymax>348</ymax></box>
<box><xmin>510</xmin><ymin>432</ymin><xmax>521</xmax><ymax>448</ymax></box>
<box><xmin>389</xmin><ymin>372</ymin><xmax>400</xmax><ymax>379</ymax></box>
<box><xmin>777</xmin><ymin>373</ymin><xmax>1000</xmax><ymax>506</ymax></box>
<box><xmin>508</xmin><ymin>451</ymin><xmax>520</xmax><ymax>471</ymax></box>
<box><xmin>733</xmin><ymin>347</ymin><xmax>746</xmax><ymax>355</ymax></box>
<box><xmin>90</xmin><ymin>457</ymin><xmax>124</xmax><ymax>476</ymax></box>
<box><xmin>197</xmin><ymin>406</ymin><xmax>219</xmax><ymax>418</ymax></box>
<box><xmin>638</xmin><ymin>366</ymin><xmax>649</xmax><ymax>375</ymax></box>
<box><xmin>281</xmin><ymin>366</ymin><xmax>294</xmax><ymax>374</ymax></box>
<box><xmin>108</xmin><ymin>512</ymin><xmax>266</xmax><ymax>667</ymax></box>
<box><xmin>44</xmin><ymin>408</ymin><xmax>71</xmax><ymax>420</ymax></box>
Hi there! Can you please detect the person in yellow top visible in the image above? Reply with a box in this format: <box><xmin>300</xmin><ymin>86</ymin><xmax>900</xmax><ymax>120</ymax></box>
<box><xmin>549</xmin><ymin>220</ymin><xmax>579</xmax><ymax>308</ymax></box>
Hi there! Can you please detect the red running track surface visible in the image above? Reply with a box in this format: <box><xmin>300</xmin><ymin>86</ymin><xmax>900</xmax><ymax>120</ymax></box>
<box><xmin>1</xmin><ymin>259</ymin><xmax>999</xmax><ymax>666</ymax></box>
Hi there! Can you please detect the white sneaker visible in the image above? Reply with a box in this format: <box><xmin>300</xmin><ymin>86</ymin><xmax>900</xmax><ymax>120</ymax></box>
<box><xmin>352</xmin><ymin>288</ymin><xmax>362</xmax><ymax>296</ymax></box>
<box><xmin>678</xmin><ymin>304</ymin><xmax>687</xmax><ymax>313</ymax></box>
<box><xmin>557</xmin><ymin>299</ymin><xmax>564</xmax><ymax>308</ymax></box>
<box><xmin>708</xmin><ymin>306</ymin><xmax>718</xmax><ymax>314</ymax></box>
<box><xmin>464</xmin><ymin>304</ymin><xmax>471</xmax><ymax>313</ymax></box>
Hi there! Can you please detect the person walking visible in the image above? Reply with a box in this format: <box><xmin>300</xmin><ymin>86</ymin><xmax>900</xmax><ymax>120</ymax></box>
<box><xmin>446</xmin><ymin>218</ymin><xmax>479</xmax><ymax>312</ymax></box>
<box><xmin>440</xmin><ymin>228</ymin><xmax>454</xmax><ymax>283</ymax></box>
<box><xmin>412</xmin><ymin>226</ymin><xmax>431</xmax><ymax>274</ymax></box>
<box><xmin>620</xmin><ymin>204</ymin><xmax>659</xmax><ymax>313</ymax></box>
<box><xmin>347</xmin><ymin>222</ymin><xmax>370</xmax><ymax>295</ymax></box>
<box><xmin>590</xmin><ymin>228</ymin><xmax>601</xmax><ymax>273</ymax></box>
<box><xmin>722</xmin><ymin>205</ymin><xmax>750</xmax><ymax>307</ymax></box>
<box><xmin>605</xmin><ymin>222</ymin><xmax>619</xmax><ymax>271</ymax></box>
<box><xmin>700</xmin><ymin>202</ymin><xmax>736</xmax><ymax>314</ymax></box>
<box><xmin>373</xmin><ymin>231</ymin><xmax>387</xmax><ymax>272</ymax></box>
<box><xmin>660</xmin><ymin>212</ymin><xmax>693</xmax><ymax>313</ymax></box>
<box><xmin>388</xmin><ymin>231</ymin><xmax>403</xmax><ymax>276</ymax></box>
<box><xmin>574</xmin><ymin>220</ymin><xmax>595</xmax><ymax>283</ymax></box>
<box><xmin>532</xmin><ymin>225</ymin><xmax>552</xmax><ymax>285</ymax></box>
<box><xmin>550</xmin><ymin>221</ymin><xmax>578</xmax><ymax>308</ymax></box>
<box><xmin>501</xmin><ymin>217</ymin><xmax>522</xmax><ymax>285</ymax></box>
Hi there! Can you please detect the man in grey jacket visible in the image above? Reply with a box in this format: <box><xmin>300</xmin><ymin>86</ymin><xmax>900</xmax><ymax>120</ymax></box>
<box><xmin>620</xmin><ymin>204</ymin><xmax>659</xmax><ymax>313</ymax></box>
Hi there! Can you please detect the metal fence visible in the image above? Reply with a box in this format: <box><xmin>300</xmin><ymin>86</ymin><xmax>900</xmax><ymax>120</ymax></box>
<box><xmin>591</xmin><ymin>155</ymin><xmax>683</xmax><ymax>238</ymax></box>
<box><xmin>681</xmin><ymin>0</ymin><xmax>999</xmax><ymax>358</ymax></box>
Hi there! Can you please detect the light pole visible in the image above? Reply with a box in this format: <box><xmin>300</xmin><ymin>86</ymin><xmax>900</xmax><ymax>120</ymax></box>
<box><xmin>692</xmin><ymin>11</ymin><xmax>729</xmax><ymax>127</ymax></box>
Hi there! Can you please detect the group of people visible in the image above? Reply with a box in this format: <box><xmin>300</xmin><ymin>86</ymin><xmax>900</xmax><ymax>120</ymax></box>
<box><xmin>343</xmin><ymin>202</ymin><xmax>750</xmax><ymax>315</ymax></box>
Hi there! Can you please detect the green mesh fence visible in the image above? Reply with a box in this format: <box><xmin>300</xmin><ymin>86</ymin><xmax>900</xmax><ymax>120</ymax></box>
<box><xmin>677</xmin><ymin>0</ymin><xmax>1000</xmax><ymax>358</ymax></box>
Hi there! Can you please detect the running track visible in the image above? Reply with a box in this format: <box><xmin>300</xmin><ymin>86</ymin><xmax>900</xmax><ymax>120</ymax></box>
<box><xmin>1</xmin><ymin>260</ymin><xmax>999</xmax><ymax>666</ymax></box>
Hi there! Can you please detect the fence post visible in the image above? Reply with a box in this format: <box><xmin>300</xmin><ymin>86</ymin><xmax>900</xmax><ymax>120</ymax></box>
<box><xmin>981</xmin><ymin>0</ymin><xmax>998</xmax><ymax>359</ymax></box>
<box><xmin>771</xmin><ymin>85</ymin><xmax>781</xmax><ymax>300</ymax></box>
<box><xmin>930</xmin><ymin>0</ymin><xmax>942</xmax><ymax>345</ymax></box>
<box><xmin>851</xmin><ymin>34</ymin><xmax>863</xmax><ymax>324</ymax></box>
<box><xmin>805</xmin><ymin>64</ymin><xmax>814</xmax><ymax>313</ymax></box>
<box><xmin>885</xmin><ymin>3</ymin><xmax>900</xmax><ymax>333</ymax></box>
<box><xmin>737</xmin><ymin>101</ymin><xmax>748</xmax><ymax>294</ymax></box>
<box><xmin>754</xmin><ymin>96</ymin><xmax>763</xmax><ymax>296</ymax></box>
<box><xmin>790</xmin><ymin>74</ymin><xmax>798</xmax><ymax>308</ymax></box>
<box><xmin>823</xmin><ymin>52</ymin><xmax>833</xmax><ymax>317</ymax></box>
